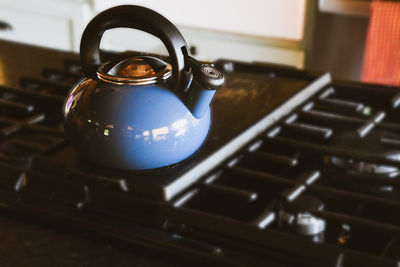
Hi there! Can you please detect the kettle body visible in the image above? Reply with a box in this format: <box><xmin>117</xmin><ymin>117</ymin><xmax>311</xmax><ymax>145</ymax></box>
<box><xmin>63</xmin><ymin>5</ymin><xmax>224</xmax><ymax>170</ymax></box>
<box><xmin>64</xmin><ymin>78</ymin><xmax>211</xmax><ymax>169</ymax></box>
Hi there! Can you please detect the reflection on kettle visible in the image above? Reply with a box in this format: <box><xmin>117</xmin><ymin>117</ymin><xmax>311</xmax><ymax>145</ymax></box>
<box><xmin>63</xmin><ymin>5</ymin><xmax>225</xmax><ymax>170</ymax></box>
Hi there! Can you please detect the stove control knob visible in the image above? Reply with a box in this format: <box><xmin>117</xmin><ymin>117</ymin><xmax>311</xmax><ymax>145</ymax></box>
<box><xmin>278</xmin><ymin>195</ymin><xmax>327</xmax><ymax>236</ymax></box>
<box><xmin>294</xmin><ymin>212</ymin><xmax>326</xmax><ymax>236</ymax></box>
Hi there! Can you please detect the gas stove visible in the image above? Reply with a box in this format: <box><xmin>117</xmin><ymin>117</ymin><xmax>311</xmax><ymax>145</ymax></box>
<box><xmin>1</xmin><ymin>41</ymin><xmax>400</xmax><ymax>266</ymax></box>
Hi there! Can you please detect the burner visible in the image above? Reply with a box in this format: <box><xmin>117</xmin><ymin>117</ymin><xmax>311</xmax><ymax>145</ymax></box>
<box><xmin>328</xmin><ymin>130</ymin><xmax>400</xmax><ymax>193</ymax></box>
<box><xmin>278</xmin><ymin>195</ymin><xmax>326</xmax><ymax>241</ymax></box>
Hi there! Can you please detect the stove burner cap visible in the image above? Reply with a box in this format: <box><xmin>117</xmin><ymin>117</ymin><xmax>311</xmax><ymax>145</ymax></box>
<box><xmin>279</xmin><ymin>195</ymin><xmax>326</xmax><ymax>236</ymax></box>
<box><xmin>329</xmin><ymin>131</ymin><xmax>400</xmax><ymax>176</ymax></box>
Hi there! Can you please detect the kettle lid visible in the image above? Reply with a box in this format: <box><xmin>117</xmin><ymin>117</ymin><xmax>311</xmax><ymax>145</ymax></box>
<box><xmin>97</xmin><ymin>56</ymin><xmax>172</xmax><ymax>85</ymax></box>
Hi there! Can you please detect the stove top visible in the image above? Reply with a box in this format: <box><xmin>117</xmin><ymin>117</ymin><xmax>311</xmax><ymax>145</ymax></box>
<box><xmin>1</xmin><ymin>40</ymin><xmax>400</xmax><ymax>266</ymax></box>
<box><xmin>34</xmin><ymin>59</ymin><xmax>324</xmax><ymax>201</ymax></box>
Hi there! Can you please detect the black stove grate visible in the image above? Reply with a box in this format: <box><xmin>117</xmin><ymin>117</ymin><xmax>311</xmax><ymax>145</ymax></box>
<box><xmin>0</xmin><ymin>57</ymin><xmax>399</xmax><ymax>266</ymax></box>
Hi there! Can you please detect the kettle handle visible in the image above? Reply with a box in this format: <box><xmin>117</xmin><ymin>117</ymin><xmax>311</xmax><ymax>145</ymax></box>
<box><xmin>80</xmin><ymin>5</ymin><xmax>190</xmax><ymax>91</ymax></box>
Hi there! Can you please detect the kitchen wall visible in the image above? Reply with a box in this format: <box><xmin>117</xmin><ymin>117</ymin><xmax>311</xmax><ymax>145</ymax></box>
<box><xmin>309</xmin><ymin>3</ymin><xmax>370</xmax><ymax>81</ymax></box>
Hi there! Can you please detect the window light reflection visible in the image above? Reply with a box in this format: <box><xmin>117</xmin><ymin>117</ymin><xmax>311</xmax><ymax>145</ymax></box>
<box><xmin>137</xmin><ymin>117</ymin><xmax>191</xmax><ymax>142</ymax></box>
<box><xmin>172</xmin><ymin>118</ymin><xmax>188</xmax><ymax>137</ymax></box>
<box><xmin>152</xmin><ymin>126</ymin><xmax>169</xmax><ymax>141</ymax></box>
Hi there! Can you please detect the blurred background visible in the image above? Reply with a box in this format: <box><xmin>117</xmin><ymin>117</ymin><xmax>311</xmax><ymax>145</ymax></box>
<box><xmin>0</xmin><ymin>0</ymin><xmax>386</xmax><ymax>82</ymax></box>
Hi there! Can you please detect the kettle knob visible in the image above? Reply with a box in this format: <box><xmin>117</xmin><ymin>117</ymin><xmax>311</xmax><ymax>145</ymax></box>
<box><xmin>80</xmin><ymin>5</ymin><xmax>191</xmax><ymax>92</ymax></box>
<box><xmin>184</xmin><ymin>56</ymin><xmax>225</xmax><ymax>118</ymax></box>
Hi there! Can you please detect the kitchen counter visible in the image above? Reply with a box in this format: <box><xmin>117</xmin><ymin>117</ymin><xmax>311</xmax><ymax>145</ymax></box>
<box><xmin>0</xmin><ymin>41</ymin><xmax>77</xmax><ymax>88</ymax></box>
<box><xmin>0</xmin><ymin>40</ymin><xmax>177</xmax><ymax>267</ymax></box>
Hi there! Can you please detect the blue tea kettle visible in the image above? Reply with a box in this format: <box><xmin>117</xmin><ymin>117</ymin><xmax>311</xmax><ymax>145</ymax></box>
<box><xmin>63</xmin><ymin>5</ymin><xmax>224</xmax><ymax>170</ymax></box>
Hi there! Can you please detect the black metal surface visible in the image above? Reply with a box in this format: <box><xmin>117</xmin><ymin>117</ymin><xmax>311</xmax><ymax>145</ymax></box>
<box><xmin>1</xmin><ymin>41</ymin><xmax>400</xmax><ymax>266</ymax></box>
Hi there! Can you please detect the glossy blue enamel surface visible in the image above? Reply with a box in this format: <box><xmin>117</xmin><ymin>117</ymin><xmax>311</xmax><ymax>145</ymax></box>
<box><xmin>63</xmin><ymin>79</ymin><xmax>211</xmax><ymax>170</ymax></box>
<box><xmin>191</xmin><ymin>85</ymin><xmax>217</xmax><ymax>118</ymax></box>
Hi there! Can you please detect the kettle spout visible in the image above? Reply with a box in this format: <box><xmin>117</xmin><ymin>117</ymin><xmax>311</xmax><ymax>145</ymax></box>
<box><xmin>184</xmin><ymin>57</ymin><xmax>224</xmax><ymax>118</ymax></box>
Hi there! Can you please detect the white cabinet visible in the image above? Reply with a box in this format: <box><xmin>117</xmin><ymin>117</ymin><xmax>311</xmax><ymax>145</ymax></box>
<box><xmin>96</xmin><ymin>0</ymin><xmax>307</xmax><ymax>67</ymax></box>
<box><xmin>0</xmin><ymin>0</ymin><xmax>309</xmax><ymax>68</ymax></box>
<box><xmin>100</xmin><ymin>27</ymin><xmax>305</xmax><ymax>68</ymax></box>
<box><xmin>0</xmin><ymin>7</ymin><xmax>70</xmax><ymax>50</ymax></box>
<box><xmin>93</xmin><ymin>0</ymin><xmax>307</xmax><ymax>40</ymax></box>
<box><xmin>0</xmin><ymin>0</ymin><xmax>92</xmax><ymax>51</ymax></box>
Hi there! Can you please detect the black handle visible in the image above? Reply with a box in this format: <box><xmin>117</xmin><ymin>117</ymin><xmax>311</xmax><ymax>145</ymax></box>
<box><xmin>0</xmin><ymin>21</ymin><xmax>12</xmax><ymax>31</ymax></box>
<box><xmin>80</xmin><ymin>5</ymin><xmax>190</xmax><ymax>91</ymax></box>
